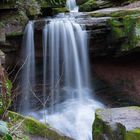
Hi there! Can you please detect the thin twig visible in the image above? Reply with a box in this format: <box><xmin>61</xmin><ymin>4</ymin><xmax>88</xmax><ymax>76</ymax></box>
<box><xmin>12</xmin><ymin>56</ymin><xmax>29</xmax><ymax>84</ymax></box>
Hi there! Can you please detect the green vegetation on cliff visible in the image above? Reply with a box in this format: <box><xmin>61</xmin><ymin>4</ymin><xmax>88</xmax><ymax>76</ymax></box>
<box><xmin>79</xmin><ymin>0</ymin><xmax>140</xmax><ymax>12</ymax></box>
<box><xmin>107</xmin><ymin>10</ymin><xmax>140</xmax><ymax>53</ymax></box>
<box><xmin>79</xmin><ymin>0</ymin><xmax>112</xmax><ymax>12</ymax></box>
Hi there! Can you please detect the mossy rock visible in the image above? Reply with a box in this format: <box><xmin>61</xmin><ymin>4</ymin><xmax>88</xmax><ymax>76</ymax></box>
<box><xmin>79</xmin><ymin>0</ymin><xmax>140</xmax><ymax>12</ymax></box>
<box><xmin>93</xmin><ymin>106</ymin><xmax>140</xmax><ymax>140</ymax></box>
<box><xmin>107</xmin><ymin>11</ymin><xmax>140</xmax><ymax>54</ymax></box>
<box><xmin>79</xmin><ymin>0</ymin><xmax>113</xmax><ymax>12</ymax></box>
<box><xmin>125</xmin><ymin>128</ymin><xmax>140</xmax><ymax>140</ymax></box>
<box><xmin>88</xmin><ymin>9</ymin><xmax>140</xmax><ymax>56</ymax></box>
<box><xmin>8</xmin><ymin>111</ymin><xmax>72</xmax><ymax>140</ymax></box>
<box><xmin>89</xmin><ymin>9</ymin><xmax>140</xmax><ymax>18</ymax></box>
<box><xmin>52</xmin><ymin>7</ymin><xmax>68</xmax><ymax>15</ymax></box>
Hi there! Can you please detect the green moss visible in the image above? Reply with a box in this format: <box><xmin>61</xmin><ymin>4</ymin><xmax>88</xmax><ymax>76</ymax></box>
<box><xmin>6</xmin><ymin>32</ymin><xmax>23</xmax><ymax>38</ymax></box>
<box><xmin>125</xmin><ymin>128</ymin><xmax>140</xmax><ymax>140</ymax></box>
<box><xmin>23</xmin><ymin>116</ymin><xmax>49</xmax><ymax>136</ymax></box>
<box><xmin>89</xmin><ymin>12</ymin><xmax>108</xmax><ymax>17</ymax></box>
<box><xmin>93</xmin><ymin>112</ymin><xmax>126</xmax><ymax>140</ymax></box>
<box><xmin>128</xmin><ymin>106</ymin><xmax>140</xmax><ymax>110</ymax></box>
<box><xmin>40</xmin><ymin>0</ymin><xmax>48</xmax><ymax>8</ymax></box>
<box><xmin>52</xmin><ymin>7</ymin><xmax>68</xmax><ymax>15</ymax></box>
<box><xmin>8</xmin><ymin>111</ymin><xmax>70</xmax><ymax>140</ymax></box>
<box><xmin>107</xmin><ymin>11</ymin><xmax>140</xmax><ymax>54</ymax></box>
<box><xmin>93</xmin><ymin>114</ymin><xmax>104</xmax><ymax>140</ymax></box>
<box><xmin>110</xmin><ymin>10</ymin><xmax>140</xmax><ymax>18</ymax></box>
<box><xmin>93</xmin><ymin>108</ymin><xmax>140</xmax><ymax>140</ymax></box>
<box><xmin>121</xmin><ymin>15</ymin><xmax>140</xmax><ymax>51</ymax></box>
<box><xmin>0</xmin><ymin>22</ymin><xmax>5</xmax><ymax>28</ymax></box>
<box><xmin>79</xmin><ymin>0</ymin><xmax>97</xmax><ymax>12</ymax></box>
<box><xmin>79</xmin><ymin>0</ymin><xmax>112</xmax><ymax>12</ymax></box>
<box><xmin>108</xmin><ymin>18</ymin><xmax>125</xmax><ymax>40</ymax></box>
<box><xmin>47</xmin><ymin>0</ymin><xmax>66</xmax><ymax>7</ymax></box>
<box><xmin>89</xmin><ymin>9</ymin><xmax>140</xmax><ymax>18</ymax></box>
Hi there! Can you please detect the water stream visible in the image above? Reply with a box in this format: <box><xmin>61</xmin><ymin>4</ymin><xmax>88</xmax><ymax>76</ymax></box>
<box><xmin>20</xmin><ymin>0</ymin><xmax>104</xmax><ymax>139</ymax></box>
<box><xmin>66</xmin><ymin>0</ymin><xmax>79</xmax><ymax>12</ymax></box>
<box><xmin>20</xmin><ymin>21</ymin><xmax>35</xmax><ymax>114</ymax></box>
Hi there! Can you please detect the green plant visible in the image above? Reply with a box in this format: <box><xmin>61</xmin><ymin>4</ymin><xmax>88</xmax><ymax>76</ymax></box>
<box><xmin>0</xmin><ymin>65</ymin><xmax>12</xmax><ymax>119</ymax></box>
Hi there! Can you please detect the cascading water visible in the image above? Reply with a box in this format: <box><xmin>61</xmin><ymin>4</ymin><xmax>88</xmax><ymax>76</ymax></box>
<box><xmin>20</xmin><ymin>21</ymin><xmax>35</xmax><ymax>114</ymax></box>
<box><xmin>29</xmin><ymin>18</ymin><xmax>103</xmax><ymax>140</ymax></box>
<box><xmin>66</xmin><ymin>0</ymin><xmax>79</xmax><ymax>12</ymax></box>
<box><xmin>20</xmin><ymin>0</ymin><xmax>104</xmax><ymax>139</ymax></box>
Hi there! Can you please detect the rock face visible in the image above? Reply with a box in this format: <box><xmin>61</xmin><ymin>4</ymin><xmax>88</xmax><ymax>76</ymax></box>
<box><xmin>88</xmin><ymin>8</ymin><xmax>140</xmax><ymax>58</ymax></box>
<box><xmin>0</xmin><ymin>0</ymin><xmax>68</xmax><ymax>69</ymax></box>
<box><xmin>92</xmin><ymin>62</ymin><xmax>140</xmax><ymax>107</ymax></box>
<box><xmin>93</xmin><ymin>106</ymin><xmax>140</xmax><ymax>140</ymax></box>
<box><xmin>78</xmin><ymin>0</ymin><xmax>140</xmax><ymax>12</ymax></box>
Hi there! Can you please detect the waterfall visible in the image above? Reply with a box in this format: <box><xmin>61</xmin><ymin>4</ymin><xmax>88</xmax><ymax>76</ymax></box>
<box><xmin>42</xmin><ymin>18</ymin><xmax>92</xmax><ymax>112</ymax></box>
<box><xmin>20</xmin><ymin>21</ymin><xmax>35</xmax><ymax>114</ymax></box>
<box><xmin>66</xmin><ymin>0</ymin><xmax>79</xmax><ymax>12</ymax></box>
<box><xmin>20</xmin><ymin>0</ymin><xmax>104</xmax><ymax>139</ymax></box>
<box><xmin>29</xmin><ymin>18</ymin><xmax>103</xmax><ymax>139</ymax></box>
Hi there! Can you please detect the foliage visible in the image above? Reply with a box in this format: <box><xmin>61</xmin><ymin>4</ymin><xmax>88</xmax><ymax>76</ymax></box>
<box><xmin>0</xmin><ymin>65</ymin><xmax>12</xmax><ymax>119</ymax></box>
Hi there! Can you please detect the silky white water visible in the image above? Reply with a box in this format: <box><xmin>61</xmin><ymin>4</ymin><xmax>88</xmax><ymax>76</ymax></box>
<box><xmin>29</xmin><ymin>18</ymin><xmax>103</xmax><ymax>140</ymax></box>
<box><xmin>20</xmin><ymin>21</ymin><xmax>35</xmax><ymax>114</ymax></box>
<box><xmin>66</xmin><ymin>0</ymin><xmax>79</xmax><ymax>12</ymax></box>
<box><xmin>20</xmin><ymin>0</ymin><xmax>104</xmax><ymax>139</ymax></box>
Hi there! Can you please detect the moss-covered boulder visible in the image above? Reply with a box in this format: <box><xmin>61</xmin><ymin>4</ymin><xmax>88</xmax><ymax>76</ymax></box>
<box><xmin>106</xmin><ymin>9</ymin><xmax>140</xmax><ymax>56</ymax></box>
<box><xmin>7</xmin><ymin>111</ymin><xmax>72</xmax><ymax>140</ymax></box>
<box><xmin>93</xmin><ymin>106</ymin><xmax>140</xmax><ymax>140</ymax></box>
<box><xmin>79</xmin><ymin>0</ymin><xmax>140</xmax><ymax>12</ymax></box>
<box><xmin>79</xmin><ymin>0</ymin><xmax>113</xmax><ymax>12</ymax></box>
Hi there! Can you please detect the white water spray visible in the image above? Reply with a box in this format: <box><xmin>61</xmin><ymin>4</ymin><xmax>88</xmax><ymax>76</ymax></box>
<box><xmin>66</xmin><ymin>0</ymin><xmax>79</xmax><ymax>12</ymax></box>
<box><xmin>30</xmin><ymin>18</ymin><xmax>104</xmax><ymax>140</ymax></box>
<box><xmin>20</xmin><ymin>0</ymin><xmax>104</xmax><ymax>139</ymax></box>
<box><xmin>20</xmin><ymin>21</ymin><xmax>35</xmax><ymax>114</ymax></box>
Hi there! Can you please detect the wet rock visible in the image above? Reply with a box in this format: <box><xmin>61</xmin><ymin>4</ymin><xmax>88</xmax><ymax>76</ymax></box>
<box><xmin>87</xmin><ymin>8</ymin><xmax>140</xmax><ymax>58</ymax></box>
<box><xmin>0</xmin><ymin>121</ymin><xmax>9</xmax><ymax>136</ymax></box>
<box><xmin>93</xmin><ymin>106</ymin><xmax>140</xmax><ymax>140</ymax></box>
<box><xmin>8</xmin><ymin>111</ymin><xmax>72</xmax><ymax>140</ymax></box>
<box><xmin>79</xmin><ymin>0</ymin><xmax>113</xmax><ymax>12</ymax></box>
<box><xmin>78</xmin><ymin>0</ymin><xmax>140</xmax><ymax>12</ymax></box>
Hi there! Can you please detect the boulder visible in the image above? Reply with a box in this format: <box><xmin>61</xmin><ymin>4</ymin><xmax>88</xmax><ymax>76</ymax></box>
<box><xmin>93</xmin><ymin>106</ymin><xmax>140</xmax><ymax>140</ymax></box>
<box><xmin>78</xmin><ymin>0</ymin><xmax>140</xmax><ymax>12</ymax></box>
<box><xmin>8</xmin><ymin>111</ymin><xmax>72</xmax><ymax>140</ymax></box>
<box><xmin>79</xmin><ymin>0</ymin><xmax>113</xmax><ymax>12</ymax></box>
<box><xmin>0</xmin><ymin>121</ymin><xmax>9</xmax><ymax>136</ymax></box>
